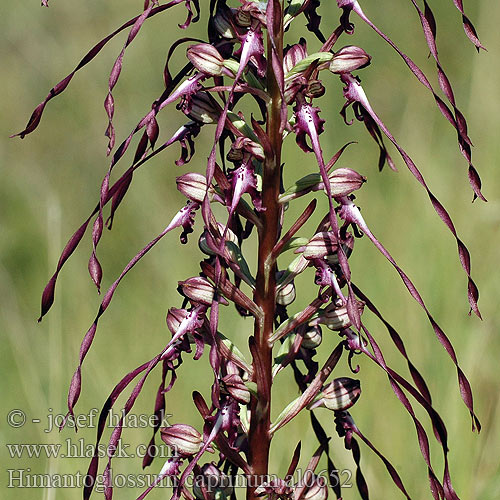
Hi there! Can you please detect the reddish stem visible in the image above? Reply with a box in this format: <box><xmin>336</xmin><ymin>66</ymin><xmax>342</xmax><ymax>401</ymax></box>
<box><xmin>247</xmin><ymin>10</ymin><xmax>284</xmax><ymax>500</ymax></box>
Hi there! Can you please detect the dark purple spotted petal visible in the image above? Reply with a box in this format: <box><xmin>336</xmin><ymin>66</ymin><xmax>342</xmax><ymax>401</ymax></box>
<box><xmin>227</xmin><ymin>161</ymin><xmax>262</xmax><ymax>214</ymax></box>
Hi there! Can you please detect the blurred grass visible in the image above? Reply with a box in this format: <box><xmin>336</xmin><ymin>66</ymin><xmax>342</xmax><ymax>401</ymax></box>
<box><xmin>1</xmin><ymin>1</ymin><xmax>499</xmax><ymax>499</ymax></box>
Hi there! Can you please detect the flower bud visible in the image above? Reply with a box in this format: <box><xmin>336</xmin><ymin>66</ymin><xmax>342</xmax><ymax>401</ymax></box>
<box><xmin>228</xmin><ymin>137</ymin><xmax>265</xmax><ymax>162</ymax></box>
<box><xmin>187</xmin><ymin>43</ymin><xmax>226</xmax><ymax>76</ymax></box>
<box><xmin>324</xmin><ymin>233</ymin><xmax>355</xmax><ymax>265</ymax></box>
<box><xmin>176</xmin><ymin>172</ymin><xmax>209</xmax><ymax>203</ymax></box>
<box><xmin>327</xmin><ymin>167</ymin><xmax>366</xmax><ymax>197</ymax></box>
<box><xmin>301</xmin><ymin>325</ymin><xmax>323</xmax><ymax>349</ymax></box>
<box><xmin>303</xmin><ymin>232</ymin><xmax>338</xmax><ymax>260</ymax></box>
<box><xmin>213</xmin><ymin>8</ymin><xmax>237</xmax><ymax>39</ymax></box>
<box><xmin>158</xmin><ymin>457</ymin><xmax>182</xmax><ymax>478</ymax></box>
<box><xmin>198</xmin><ymin>223</ymin><xmax>239</xmax><ymax>256</ymax></box>
<box><xmin>284</xmin><ymin>77</ymin><xmax>305</xmax><ymax>105</ymax></box>
<box><xmin>276</xmin><ymin>256</ymin><xmax>310</xmax><ymax>293</ymax></box>
<box><xmin>303</xmin><ymin>476</ymin><xmax>328</xmax><ymax>500</ymax></box>
<box><xmin>284</xmin><ymin>40</ymin><xmax>308</xmax><ymax>74</ymax></box>
<box><xmin>235</xmin><ymin>9</ymin><xmax>251</xmax><ymax>27</ymax></box>
<box><xmin>160</xmin><ymin>424</ymin><xmax>203</xmax><ymax>457</ymax></box>
<box><xmin>308</xmin><ymin>377</ymin><xmax>361</xmax><ymax>411</ymax></box>
<box><xmin>193</xmin><ymin>463</ymin><xmax>233</xmax><ymax>500</ymax></box>
<box><xmin>166</xmin><ymin>307</ymin><xmax>190</xmax><ymax>335</ymax></box>
<box><xmin>329</xmin><ymin>45</ymin><xmax>371</xmax><ymax>74</ymax></box>
<box><xmin>317</xmin><ymin>301</ymin><xmax>364</xmax><ymax>331</ymax></box>
<box><xmin>167</xmin><ymin>307</ymin><xmax>197</xmax><ymax>343</ymax></box>
<box><xmin>281</xmin><ymin>255</ymin><xmax>310</xmax><ymax>287</ymax></box>
<box><xmin>276</xmin><ymin>281</ymin><xmax>296</xmax><ymax>306</ymax></box>
<box><xmin>225</xmin><ymin>361</ymin><xmax>240</xmax><ymax>377</ymax></box>
<box><xmin>185</xmin><ymin>92</ymin><xmax>220</xmax><ymax>124</ymax></box>
<box><xmin>222</xmin><ymin>374</ymin><xmax>251</xmax><ymax>404</ymax></box>
<box><xmin>226</xmin><ymin>146</ymin><xmax>244</xmax><ymax>163</ymax></box>
<box><xmin>179</xmin><ymin>277</ymin><xmax>215</xmax><ymax>305</ymax></box>
<box><xmin>306</xmin><ymin>79</ymin><xmax>326</xmax><ymax>98</ymax></box>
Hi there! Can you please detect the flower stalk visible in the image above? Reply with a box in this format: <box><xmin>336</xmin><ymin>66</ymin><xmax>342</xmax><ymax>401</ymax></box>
<box><xmin>247</xmin><ymin>7</ymin><xmax>284</xmax><ymax>498</ymax></box>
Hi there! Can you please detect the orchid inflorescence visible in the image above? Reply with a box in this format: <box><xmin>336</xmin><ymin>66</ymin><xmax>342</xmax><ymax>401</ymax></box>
<box><xmin>17</xmin><ymin>0</ymin><xmax>486</xmax><ymax>499</ymax></box>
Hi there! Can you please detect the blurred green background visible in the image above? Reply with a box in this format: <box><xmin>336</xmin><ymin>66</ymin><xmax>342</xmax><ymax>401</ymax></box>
<box><xmin>1</xmin><ymin>1</ymin><xmax>499</xmax><ymax>499</ymax></box>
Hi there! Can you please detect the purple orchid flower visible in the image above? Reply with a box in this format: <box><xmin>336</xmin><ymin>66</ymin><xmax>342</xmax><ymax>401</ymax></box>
<box><xmin>16</xmin><ymin>2</ymin><xmax>487</xmax><ymax>500</ymax></box>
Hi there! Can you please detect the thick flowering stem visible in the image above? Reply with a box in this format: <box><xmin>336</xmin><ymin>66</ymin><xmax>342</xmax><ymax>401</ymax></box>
<box><xmin>247</xmin><ymin>8</ymin><xmax>284</xmax><ymax>499</ymax></box>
